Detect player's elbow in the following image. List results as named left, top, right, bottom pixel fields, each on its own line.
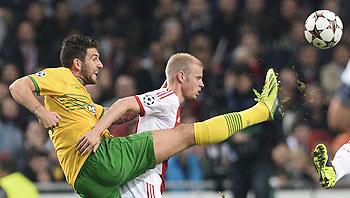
left=9, top=78, right=21, bottom=96
left=9, top=77, right=29, bottom=98
left=114, top=96, right=137, bottom=112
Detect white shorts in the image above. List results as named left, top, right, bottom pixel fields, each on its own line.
left=120, top=172, right=163, bottom=198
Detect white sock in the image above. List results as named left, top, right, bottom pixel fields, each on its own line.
left=332, top=143, right=350, bottom=183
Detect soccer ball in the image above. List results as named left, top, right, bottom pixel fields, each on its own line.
left=304, top=10, right=343, bottom=49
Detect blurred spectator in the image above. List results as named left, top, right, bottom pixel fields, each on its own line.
left=25, top=1, right=51, bottom=59
left=295, top=45, right=320, bottom=84
left=120, top=54, right=155, bottom=93
left=270, top=143, right=292, bottom=188
left=22, top=119, right=61, bottom=182
left=210, top=0, right=240, bottom=46
left=104, top=74, right=138, bottom=137
left=2, top=20, right=41, bottom=75
left=0, top=7, right=13, bottom=52
left=0, top=81, right=9, bottom=102
left=181, top=0, right=211, bottom=43
left=76, top=0, right=104, bottom=36
left=166, top=148, right=203, bottom=186
left=0, top=158, right=39, bottom=198
left=159, top=18, right=184, bottom=59
left=1, top=63, right=20, bottom=85
left=99, top=33, right=127, bottom=77
left=278, top=67, right=303, bottom=136
left=231, top=30, right=264, bottom=81
left=24, top=120, right=53, bottom=155
left=302, top=83, right=329, bottom=130
left=24, top=151, right=54, bottom=182
left=273, top=19, right=307, bottom=68
left=224, top=67, right=281, bottom=198
left=320, top=44, right=350, bottom=101
left=0, top=97, right=24, bottom=166
left=141, top=41, right=168, bottom=86
left=276, top=0, right=302, bottom=38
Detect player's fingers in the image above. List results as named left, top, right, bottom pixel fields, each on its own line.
left=93, top=142, right=100, bottom=153
left=55, top=113, right=62, bottom=120
left=77, top=138, right=87, bottom=151
left=78, top=139, right=88, bottom=152
left=79, top=140, right=91, bottom=154
left=81, top=144, right=92, bottom=155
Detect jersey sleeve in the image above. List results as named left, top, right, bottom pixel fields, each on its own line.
left=135, top=91, right=167, bottom=117
left=28, top=69, right=65, bottom=96
left=94, top=103, right=105, bottom=119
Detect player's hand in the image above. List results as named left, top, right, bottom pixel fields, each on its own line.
left=76, top=130, right=101, bottom=155
left=35, top=106, right=61, bottom=129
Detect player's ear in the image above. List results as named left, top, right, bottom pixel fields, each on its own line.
left=73, top=58, right=82, bottom=71
left=177, top=71, right=185, bottom=83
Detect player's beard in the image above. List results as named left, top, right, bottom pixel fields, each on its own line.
left=81, top=64, right=97, bottom=85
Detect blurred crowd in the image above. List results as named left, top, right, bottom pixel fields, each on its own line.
left=0, top=0, right=350, bottom=196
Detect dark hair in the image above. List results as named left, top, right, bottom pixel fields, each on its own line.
left=59, top=34, right=99, bottom=68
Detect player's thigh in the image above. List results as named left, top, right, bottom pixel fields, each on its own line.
left=75, top=168, right=120, bottom=198
left=152, top=124, right=195, bottom=163
left=102, top=132, right=157, bottom=184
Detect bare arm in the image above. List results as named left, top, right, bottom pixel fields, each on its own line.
left=114, top=111, right=139, bottom=125
left=103, top=106, right=139, bottom=125
left=93, top=96, right=141, bottom=135
left=9, top=76, right=61, bottom=128
left=77, top=96, right=141, bottom=155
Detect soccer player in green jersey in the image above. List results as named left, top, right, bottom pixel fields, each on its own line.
left=10, top=34, right=278, bottom=197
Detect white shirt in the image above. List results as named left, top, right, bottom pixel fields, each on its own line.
left=121, top=88, right=181, bottom=197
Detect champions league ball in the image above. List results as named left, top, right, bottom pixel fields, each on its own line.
left=304, top=10, right=343, bottom=49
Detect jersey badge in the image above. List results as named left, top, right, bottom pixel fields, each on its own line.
left=143, top=94, right=155, bottom=106
left=34, top=70, right=46, bottom=77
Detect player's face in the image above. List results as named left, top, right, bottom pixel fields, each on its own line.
left=182, top=64, right=204, bottom=100
left=81, top=48, right=103, bottom=84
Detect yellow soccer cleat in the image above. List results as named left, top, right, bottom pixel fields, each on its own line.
left=253, top=68, right=279, bottom=120
left=312, top=143, right=336, bottom=189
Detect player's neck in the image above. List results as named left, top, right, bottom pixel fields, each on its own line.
left=71, top=68, right=86, bottom=85
left=167, top=82, right=184, bottom=103
left=76, top=76, right=85, bottom=85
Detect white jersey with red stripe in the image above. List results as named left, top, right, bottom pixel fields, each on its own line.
left=120, top=88, right=181, bottom=198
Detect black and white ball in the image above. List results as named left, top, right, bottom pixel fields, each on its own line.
left=304, top=10, right=343, bottom=49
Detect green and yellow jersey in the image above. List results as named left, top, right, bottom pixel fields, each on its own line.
left=28, top=67, right=112, bottom=189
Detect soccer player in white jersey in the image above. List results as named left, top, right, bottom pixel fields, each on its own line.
left=118, top=53, right=204, bottom=197
left=313, top=59, right=350, bottom=189
left=121, top=53, right=203, bottom=197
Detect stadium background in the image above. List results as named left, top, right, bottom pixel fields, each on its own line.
left=0, top=0, right=349, bottom=197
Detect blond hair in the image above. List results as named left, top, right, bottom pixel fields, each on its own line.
left=165, top=53, right=203, bottom=82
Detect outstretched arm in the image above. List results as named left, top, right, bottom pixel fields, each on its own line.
left=9, top=76, right=61, bottom=128
left=103, top=107, right=138, bottom=125
left=114, top=111, right=139, bottom=125
left=77, top=96, right=141, bottom=155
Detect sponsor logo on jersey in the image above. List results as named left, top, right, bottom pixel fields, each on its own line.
left=87, top=103, right=96, bottom=116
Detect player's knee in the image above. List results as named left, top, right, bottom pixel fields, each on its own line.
left=174, top=123, right=195, bottom=146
